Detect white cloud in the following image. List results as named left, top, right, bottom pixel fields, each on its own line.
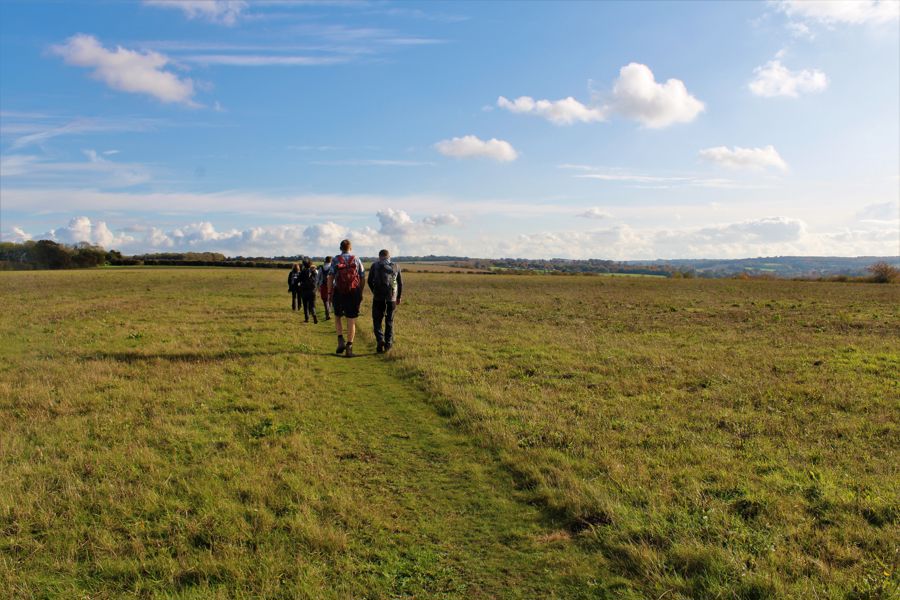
left=8, top=212, right=899, bottom=260
left=376, top=208, right=459, bottom=238
left=40, top=216, right=134, bottom=248
left=6, top=227, right=32, bottom=243
left=4, top=210, right=463, bottom=257
left=562, top=164, right=748, bottom=189
left=749, top=59, right=828, bottom=98
left=143, top=0, right=247, bottom=26
left=577, top=207, right=612, bottom=219
left=495, top=217, right=810, bottom=260
left=422, top=213, right=460, bottom=227
left=0, top=155, right=40, bottom=177
left=856, top=200, right=900, bottom=223
left=7, top=116, right=161, bottom=150
left=787, top=20, right=815, bottom=39
left=775, top=0, right=900, bottom=26
left=496, top=95, right=606, bottom=125
left=0, top=152, right=152, bottom=187
left=498, top=63, right=703, bottom=129
left=699, top=145, right=788, bottom=171
left=434, top=135, right=518, bottom=162
left=609, top=63, right=705, bottom=128
left=51, top=34, right=197, bottom=106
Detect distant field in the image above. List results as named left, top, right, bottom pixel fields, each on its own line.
left=399, top=261, right=491, bottom=273
left=1, top=268, right=897, bottom=599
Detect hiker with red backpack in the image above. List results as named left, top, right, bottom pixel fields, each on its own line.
left=367, top=249, right=403, bottom=353
left=326, top=239, right=365, bottom=358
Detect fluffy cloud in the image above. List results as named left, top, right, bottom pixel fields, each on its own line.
left=376, top=208, right=460, bottom=238
left=9, top=211, right=463, bottom=258
left=749, top=59, right=828, bottom=98
left=775, top=0, right=900, bottom=26
left=699, top=145, right=788, bottom=171
left=40, top=216, right=133, bottom=248
left=498, top=63, right=703, bottom=129
left=609, top=63, right=705, bottom=128
left=6, top=227, right=32, bottom=243
left=422, top=213, right=460, bottom=227
left=495, top=217, right=809, bottom=260
left=434, top=135, right=518, bottom=162
left=856, top=200, right=900, bottom=222
left=577, top=207, right=611, bottom=219
left=143, top=0, right=247, bottom=26
left=496, top=96, right=606, bottom=125
left=51, top=34, right=197, bottom=105
left=8, top=213, right=898, bottom=259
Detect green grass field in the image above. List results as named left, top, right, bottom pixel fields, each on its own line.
left=1, top=268, right=897, bottom=599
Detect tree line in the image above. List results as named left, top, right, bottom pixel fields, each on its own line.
left=0, top=240, right=113, bottom=270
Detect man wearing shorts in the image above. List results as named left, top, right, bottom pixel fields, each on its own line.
left=326, top=240, right=365, bottom=358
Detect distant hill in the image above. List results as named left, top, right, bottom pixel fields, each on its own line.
left=621, top=256, right=900, bottom=278
left=397, top=255, right=900, bottom=278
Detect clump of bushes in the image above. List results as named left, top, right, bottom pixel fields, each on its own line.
left=866, top=261, right=899, bottom=283
left=0, top=240, right=111, bottom=270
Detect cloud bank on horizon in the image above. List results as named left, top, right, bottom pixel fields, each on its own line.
left=1, top=0, right=898, bottom=259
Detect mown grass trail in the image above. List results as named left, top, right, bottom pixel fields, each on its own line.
left=0, top=268, right=611, bottom=599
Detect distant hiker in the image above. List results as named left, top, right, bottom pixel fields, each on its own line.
left=367, top=249, right=403, bottom=353
left=288, top=263, right=302, bottom=311
left=298, top=257, right=319, bottom=323
left=327, top=240, right=364, bottom=358
left=317, top=255, right=332, bottom=321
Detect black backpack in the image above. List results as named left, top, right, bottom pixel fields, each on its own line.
left=373, top=261, right=397, bottom=298
left=298, top=267, right=318, bottom=291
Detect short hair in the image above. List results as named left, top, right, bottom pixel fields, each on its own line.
left=324, top=255, right=332, bottom=262
left=302, top=257, right=312, bottom=267
left=292, top=263, right=300, bottom=271
left=340, top=239, right=351, bottom=252
left=379, top=249, right=390, bottom=259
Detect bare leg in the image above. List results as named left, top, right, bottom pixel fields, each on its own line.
left=347, top=318, right=356, bottom=343
left=334, top=316, right=344, bottom=336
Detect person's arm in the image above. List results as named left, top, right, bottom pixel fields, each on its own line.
left=395, top=269, right=403, bottom=304
left=357, top=257, right=365, bottom=296
left=367, top=262, right=376, bottom=293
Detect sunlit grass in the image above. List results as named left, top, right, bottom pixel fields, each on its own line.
left=1, top=268, right=897, bottom=599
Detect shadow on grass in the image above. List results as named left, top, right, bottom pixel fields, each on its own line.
left=87, top=349, right=301, bottom=363
left=88, top=342, right=385, bottom=363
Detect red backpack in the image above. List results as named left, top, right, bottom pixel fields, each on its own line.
left=334, top=255, right=360, bottom=294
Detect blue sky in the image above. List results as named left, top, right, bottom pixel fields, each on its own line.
left=1, top=0, right=898, bottom=259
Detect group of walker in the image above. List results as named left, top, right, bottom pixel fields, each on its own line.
left=288, top=239, right=402, bottom=358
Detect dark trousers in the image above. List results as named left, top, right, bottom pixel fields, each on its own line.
left=301, top=291, right=317, bottom=320
left=372, top=297, right=396, bottom=345
left=291, top=290, right=301, bottom=310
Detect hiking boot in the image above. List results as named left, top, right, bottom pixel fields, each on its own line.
left=313, top=316, right=318, bottom=324
left=336, top=337, right=345, bottom=355
left=345, top=342, right=354, bottom=358
left=383, top=343, right=392, bottom=353
left=304, top=317, right=309, bottom=323
left=376, top=341, right=384, bottom=353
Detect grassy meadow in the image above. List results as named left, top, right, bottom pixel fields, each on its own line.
left=1, top=267, right=897, bottom=599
